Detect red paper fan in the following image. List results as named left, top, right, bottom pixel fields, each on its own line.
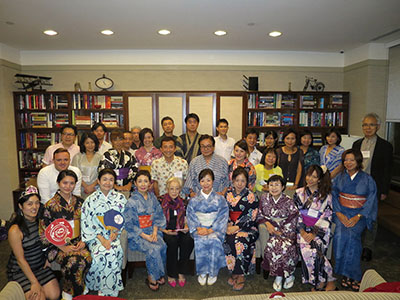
left=45, top=218, right=73, bottom=246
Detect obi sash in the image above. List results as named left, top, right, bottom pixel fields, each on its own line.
left=195, top=212, right=217, bottom=227
left=339, top=192, right=366, bottom=208
left=229, top=211, right=242, bottom=223
left=300, top=209, right=319, bottom=227
left=138, top=215, right=152, bottom=229
left=116, top=167, right=129, bottom=180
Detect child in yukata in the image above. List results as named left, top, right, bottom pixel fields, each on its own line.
left=187, top=168, right=229, bottom=286
left=124, top=170, right=167, bottom=291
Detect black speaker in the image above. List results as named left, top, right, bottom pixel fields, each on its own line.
left=249, top=77, right=258, bottom=91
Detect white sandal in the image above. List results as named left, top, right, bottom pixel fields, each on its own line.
left=283, top=275, right=295, bottom=289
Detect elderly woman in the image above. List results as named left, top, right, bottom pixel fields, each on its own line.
left=332, top=149, right=377, bottom=292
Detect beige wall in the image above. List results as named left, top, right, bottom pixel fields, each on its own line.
left=0, top=59, right=20, bottom=220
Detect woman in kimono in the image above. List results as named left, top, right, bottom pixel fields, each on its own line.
left=39, top=170, right=91, bottom=300
left=294, top=165, right=336, bottom=291
left=228, top=140, right=256, bottom=191
left=134, top=128, right=162, bottom=168
left=257, top=175, right=298, bottom=292
left=81, top=168, right=127, bottom=296
left=71, top=132, right=102, bottom=198
left=98, top=130, right=138, bottom=198
left=332, top=149, right=377, bottom=291
left=319, top=128, right=344, bottom=179
left=124, top=170, right=167, bottom=291
left=224, top=167, right=259, bottom=291
left=187, top=168, right=229, bottom=286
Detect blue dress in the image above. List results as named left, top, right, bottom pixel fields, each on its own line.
left=187, top=190, right=229, bottom=277
left=81, top=189, right=127, bottom=296
left=332, top=171, right=377, bottom=281
left=124, top=191, right=167, bottom=281
left=319, top=145, right=344, bottom=173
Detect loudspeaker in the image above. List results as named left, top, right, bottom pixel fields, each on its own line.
left=249, top=77, right=258, bottom=91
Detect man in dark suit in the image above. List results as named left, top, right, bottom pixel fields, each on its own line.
left=352, top=113, right=393, bottom=261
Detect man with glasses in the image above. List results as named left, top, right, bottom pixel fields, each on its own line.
left=352, top=113, right=393, bottom=261
left=183, top=134, right=229, bottom=197
left=42, top=124, right=80, bottom=166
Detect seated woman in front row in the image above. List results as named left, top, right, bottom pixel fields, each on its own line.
left=187, top=168, right=229, bottom=286
left=124, top=170, right=167, bottom=291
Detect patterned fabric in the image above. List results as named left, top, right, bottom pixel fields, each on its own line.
left=254, top=164, right=283, bottom=192
left=71, top=152, right=102, bottom=198
left=7, top=220, right=56, bottom=293
left=184, top=153, right=229, bottom=194
left=151, top=156, right=188, bottom=196
left=81, top=189, right=127, bottom=296
left=177, top=132, right=202, bottom=164
left=257, top=192, right=299, bottom=277
left=135, top=146, right=162, bottom=166
left=123, top=191, right=167, bottom=281
left=332, top=171, right=377, bottom=281
left=39, top=193, right=92, bottom=296
left=187, top=190, right=229, bottom=276
left=98, top=149, right=138, bottom=187
left=319, top=145, right=345, bottom=173
left=224, top=187, right=259, bottom=275
left=294, top=187, right=335, bottom=287
left=303, top=147, right=321, bottom=171
left=228, top=158, right=256, bottom=191
left=160, top=193, right=186, bottom=230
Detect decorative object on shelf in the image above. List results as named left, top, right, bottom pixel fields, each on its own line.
left=303, top=76, right=325, bottom=92
left=15, top=73, right=53, bottom=91
left=88, top=82, right=93, bottom=91
left=288, top=82, right=292, bottom=92
left=74, top=82, right=81, bottom=92
left=95, top=74, right=114, bottom=91
left=242, top=75, right=259, bottom=91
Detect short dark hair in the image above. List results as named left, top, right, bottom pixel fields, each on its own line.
left=79, top=132, right=99, bottom=153
left=98, top=168, right=117, bottom=181
left=57, top=169, right=78, bottom=183
left=160, top=136, right=176, bottom=147
left=260, top=148, right=278, bottom=167
left=245, top=128, right=258, bottom=138
left=341, top=149, right=363, bottom=171
left=139, top=128, right=154, bottom=144
left=53, top=148, right=70, bottom=158
left=110, top=130, right=124, bottom=141
left=134, top=169, right=151, bottom=182
left=216, top=118, right=229, bottom=127
left=267, top=175, right=286, bottom=189
left=232, top=166, right=249, bottom=184
left=265, top=130, right=278, bottom=148
left=282, top=128, right=297, bottom=142
left=91, top=122, right=107, bottom=133
left=324, top=128, right=342, bottom=146
left=198, top=134, right=215, bottom=146
left=161, top=116, right=174, bottom=125
left=185, top=113, right=200, bottom=124
left=199, top=168, right=214, bottom=182
left=299, top=129, right=314, bottom=146
left=61, top=124, right=77, bottom=136
left=234, top=140, right=249, bottom=155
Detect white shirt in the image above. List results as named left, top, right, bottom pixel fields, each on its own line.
left=37, top=164, right=82, bottom=204
left=248, top=147, right=262, bottom=166
left=214, top=136, right=235, bottom=162
left=42, top=143, right=80, bottom=165
left=98, top=141, right=112, bottom=155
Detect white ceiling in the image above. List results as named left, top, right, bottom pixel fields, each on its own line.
left=1, top=0, right=400, bottom=52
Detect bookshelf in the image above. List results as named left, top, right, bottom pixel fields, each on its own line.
left=244, top=91, right=349, bottom=147
left=14, top=91, right=127, bottom=185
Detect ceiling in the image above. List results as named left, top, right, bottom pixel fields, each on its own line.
left=1, top=0, right=400, bottom=52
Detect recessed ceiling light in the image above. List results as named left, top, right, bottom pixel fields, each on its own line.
left=101, top=29, right=114, bottom=36
left=158, top=29, right=171, bottom=35
left=269, top=31, right=282, bottom=37
left=43, top=30, right=58, bottom=36
left=214, top=30, right=227, bottom=36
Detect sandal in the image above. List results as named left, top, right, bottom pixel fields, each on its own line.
left=157, top=277, right=166, bottom=285
left=341, top=276, right=351, bottom=289
left=228, top=275, right=238, bottom=286
left=145, top=278, right=159, bottom=291
left=233, top=276, right=245, bottom=291
left=350, top=280, right=360, bottom=292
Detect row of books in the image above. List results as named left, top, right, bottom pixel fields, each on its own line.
left=20, top=133, right=61, bottom=149
left=248, top=112, right=295, bottom=127
left=72, top=111, right=124, bottom=128
left=72, top=94, right=124, bottom=109
left=18, top=151, right=44, bottom=169
left=300, top=94, right=344, bottom=109
left=18, top=113, right=70, bottom=128
left=248, top=93, right=297, bottom=109
left=299, top=111, right=345, bottom=127
left=17, top=94, right=69, bottom=110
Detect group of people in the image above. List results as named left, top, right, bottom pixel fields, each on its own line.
left=6, top=111, right=392, bottom=299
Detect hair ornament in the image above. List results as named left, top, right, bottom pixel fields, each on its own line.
left=19, top=185, right=39, bottom=201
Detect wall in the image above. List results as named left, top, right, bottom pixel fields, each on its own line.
left=386, top=45, right=400, bottom=122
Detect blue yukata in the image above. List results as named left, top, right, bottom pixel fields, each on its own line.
left=81, top=189, right=127, bottom=296
left=124, top=190, right=167, bottom=281
left=332, top=171, right=377, bottom=281
left=319, top=145, right=345, bottom=173
left=187, top=190, right=229, bottom=277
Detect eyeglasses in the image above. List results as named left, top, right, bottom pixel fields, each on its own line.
left=62, top=133, right=75, bottom=137
left=362, top=123, right=378, bottom=128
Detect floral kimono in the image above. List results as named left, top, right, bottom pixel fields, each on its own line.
left=187, top=190, right=229, bottom=277
left=135, top=146, right=162, bottom=167
left=257, top=192, right=298, bottom=278
left=228, top=158, right=256, bottom=191
left=224, top=187, right=259, bottom=275
left=294, top=187, right=335, bottom=287
left=81, top=189, right=127, bottom=296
